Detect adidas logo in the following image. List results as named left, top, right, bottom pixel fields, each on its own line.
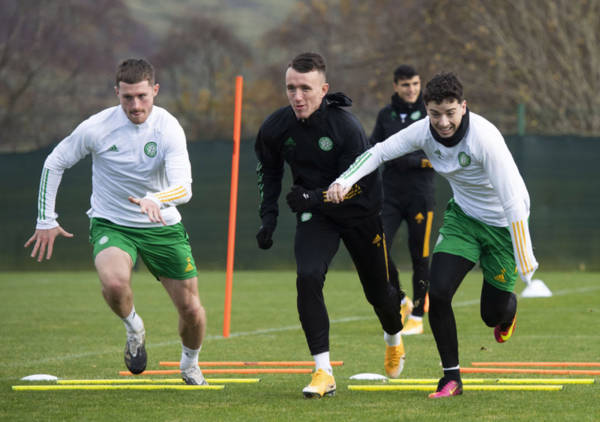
left=108, top=145, right=118, bottom=152
left=372, top=234, right=382, bottom=246
left=415, top=212, right=424, bottom=224
left=185, top=257, right=194, bottom=272
left=494, top=268, right=507, bottom=283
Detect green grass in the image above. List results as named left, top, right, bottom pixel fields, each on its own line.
left=1, top=270, right=599, bottom=421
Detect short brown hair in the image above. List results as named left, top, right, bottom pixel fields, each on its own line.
left=115, top=58, right=155, bottom=86
left=288, top=52, right=326, bottom=75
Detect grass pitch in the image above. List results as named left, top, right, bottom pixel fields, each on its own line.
left=1, top=270, right=598, bottom=421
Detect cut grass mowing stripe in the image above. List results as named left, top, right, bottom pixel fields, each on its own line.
left=461, top=367, right=600, bottom=375
left=471, top=362, right=600, bottom=367
left=119, top=368, right=313, bottom=376
left=57, top=378, right=260, bottom=384
left=13, top=385, right=224, bottom=391
left=348, top=385, right=564, bottom=392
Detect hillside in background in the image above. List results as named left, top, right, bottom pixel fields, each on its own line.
left=124, top=0, right=296, bottom=46
left=3, top=1, right=598, bottom=153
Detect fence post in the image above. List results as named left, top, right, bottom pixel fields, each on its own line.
left=517, top=103, right=526, bottom=136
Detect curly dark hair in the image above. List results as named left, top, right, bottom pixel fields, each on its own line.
left=423, top=72, right=463, bottom=104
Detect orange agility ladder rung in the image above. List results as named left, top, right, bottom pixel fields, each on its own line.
left=471, top=361, right=600, bottom=367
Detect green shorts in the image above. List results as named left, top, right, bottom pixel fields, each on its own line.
left=433, top=199, right=517, bottom=292
left=89, top=218, right=198, bottom=281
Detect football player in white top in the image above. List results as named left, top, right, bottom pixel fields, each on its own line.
left=327, top=72, right=538, bottom=398
left=25, top=59, right=207, bottom=385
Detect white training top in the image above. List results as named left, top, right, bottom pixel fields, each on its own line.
left=335, top=111, right=538, bottom=282
left=36, top=105, right=192, bottom=229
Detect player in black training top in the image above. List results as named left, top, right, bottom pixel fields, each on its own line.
left=370, top=65, right=435, bottom=336
left=255, top=52, right=406, bottom=398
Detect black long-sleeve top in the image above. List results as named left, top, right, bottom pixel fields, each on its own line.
left=370, top=93, right=434, bottom=196
left=255, top=92, right=382, bottom=229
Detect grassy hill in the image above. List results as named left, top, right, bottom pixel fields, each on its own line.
left=123, top=0, right=296, bottom=45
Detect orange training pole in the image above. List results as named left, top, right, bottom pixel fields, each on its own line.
left=461, top=367, right=600, bottom=375
left=471, top=362, right=600, bottom=367
left=223, top=75, right=243, bottom=338
left=159, top=361, right=344, bottom=367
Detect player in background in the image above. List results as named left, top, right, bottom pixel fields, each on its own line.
left=25, top=59, right=208, bottom=385
left=370, top=65, right=434, bottom=335
left=327, top=72, right=538, bottom=398
left=255, top=52, right=406, bottom=398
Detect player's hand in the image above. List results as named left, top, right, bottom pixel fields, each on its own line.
left=256, top=225, right=274, bottom=249
left=128, top=196, right=166, bottom=225
left=326, top=183, right=351, bottom=204
left=24, top=226, right=74, bottom=262
left=286, top=185, right=321, bottom=213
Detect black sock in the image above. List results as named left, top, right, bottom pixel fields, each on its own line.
left=443, top=368, right=461, bottom=382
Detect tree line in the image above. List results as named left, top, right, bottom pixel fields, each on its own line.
left=1, top=0, right=598, bottom=153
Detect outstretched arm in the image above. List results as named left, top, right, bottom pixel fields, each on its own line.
left=326, top=121, right=424, bottom=204
left=27, top=116, right=92, bottom=261
left=27, top=166, right=73, bottom=262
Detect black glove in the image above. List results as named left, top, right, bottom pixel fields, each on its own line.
left=256, top=225, right=274, bottom=249
left=286, top=185, right=322, bottom=213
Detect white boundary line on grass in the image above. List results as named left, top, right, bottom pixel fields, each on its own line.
left=5, top=284, right=600, bottom=370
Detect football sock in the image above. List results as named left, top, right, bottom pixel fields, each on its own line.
left=122, top=306, right=144, bottom=335
left=384, top=331, right=402, bottom=346
left=313, top=351, right=332, bottom=374
left=443, top=366, right=461, bottom=381
left=408, top=315, right=423, bottom=322
left=180, top=344, right=201, bottom=370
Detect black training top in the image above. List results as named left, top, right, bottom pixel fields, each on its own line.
left=370, top=93, right=434, bottom=196
left=255, top=92, right=382, bottom=229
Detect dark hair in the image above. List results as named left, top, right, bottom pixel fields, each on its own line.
left=423, top=72, right=463, bottom=104
left=288, top=52, right=326, bottom=75
left=116, top=58, right=155, bottom=86
left=393, top=65, right=418, bottom=83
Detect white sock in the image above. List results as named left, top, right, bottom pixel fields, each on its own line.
left=408, top=315, right=423, bottom=322
left=313, top=351, right=332, bottom=374
left=122, top=306, right=144, bottom=335
left=180, top=344, right=201, bottom=370
left=384, top=331, right=402, bottom=346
